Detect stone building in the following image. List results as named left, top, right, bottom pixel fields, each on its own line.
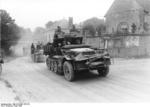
left=105, top=0, right=150, bottom=34
left=85, top=0, right=150, bottom=58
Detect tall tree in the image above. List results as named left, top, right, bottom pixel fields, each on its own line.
left=45, top=21, right=54, bottom=29
left=82, top=17, right=106, bottom=36
left=33, top=27, right=46, bottom=42
left=0, top=9, right=21, bottom=55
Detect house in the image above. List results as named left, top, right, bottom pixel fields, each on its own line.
left=105, top=0, right=150, bottom=34
left=84, top=0, right=150, bottom=57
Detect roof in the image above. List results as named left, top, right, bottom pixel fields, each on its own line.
left=105, top=0, right=150, bottom=17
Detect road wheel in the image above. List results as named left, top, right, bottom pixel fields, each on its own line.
left=0, top=65, right=2, bottom=75
left=98, top=66, right=109, bottom=77
left=53, top=61, right=58, bottom=73
left=63, top=61, right=75, bottom=81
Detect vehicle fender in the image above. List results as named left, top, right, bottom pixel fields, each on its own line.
left=64, top=55, right=73, bottom=61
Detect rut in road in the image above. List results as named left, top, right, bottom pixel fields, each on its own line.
left=0, top=78, right=22, bottom=102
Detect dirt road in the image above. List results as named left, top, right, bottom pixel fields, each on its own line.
left=0, top=56, right=150, bottom=103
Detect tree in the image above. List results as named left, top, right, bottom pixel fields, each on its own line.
left=45, top=21, right=54, bottom=29
left=83, top=24, right=96, bottom=36
left=0, top=9, right=21, bottom=55
left=82, top=17, right=106, bottom=36
left=34, top=27, right=45, bottom=34
left=96, top=24, right=106, bottom=35
left=33, top=27, right=46, bottom=42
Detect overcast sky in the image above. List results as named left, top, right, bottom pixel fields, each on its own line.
left=1, top=0, right=114, bottom=30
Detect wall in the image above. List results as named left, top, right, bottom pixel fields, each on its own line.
left=84, top=34, right=150, bottom=58
left=106, top=9, right=142, bottom=34
left=84, top=36, right=105, bottom=48
left=105, top=0, right=145, bottom=34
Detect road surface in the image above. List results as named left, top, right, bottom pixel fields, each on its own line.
left=0, top=56, right=150, bottom=103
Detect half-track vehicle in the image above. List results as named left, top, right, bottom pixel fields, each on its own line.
left=44, top=32, right=111, bottom=81
left=31, top=43, right=45, bottom=63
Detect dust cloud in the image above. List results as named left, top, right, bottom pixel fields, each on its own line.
left=10, top=30, right=33, bottom=57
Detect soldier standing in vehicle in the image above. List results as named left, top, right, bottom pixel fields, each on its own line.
left=54, top=26, right=62, bottom=39
left=31, top=43, right=35, bottom=54
left=70, top=25, right=77, bottom=32
left=36, top=42, right=41, bottom=50
left=56, top=26, right=62, bottom=33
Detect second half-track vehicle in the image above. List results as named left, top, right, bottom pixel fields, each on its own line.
left=44, top=31, right=111, bottom=81
left=31, top=43, right=45, bottom=63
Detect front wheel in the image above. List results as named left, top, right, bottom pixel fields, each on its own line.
left=98, top=66, right=109, bottom=77
left=63, top=61, right=75, bottom=81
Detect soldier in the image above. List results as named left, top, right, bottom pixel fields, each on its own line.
left=44, top=42, right=51, bottom=55
left=70, top=25, right=76, bottom=32
left=56, top=26, right=62, bottom=33
left=31, top=43, right=35, bottom=54
left=36, top=41, right=41, bottom=50
left=70, top=25, right=80, bottom=33
left=0, top=56, right=4, bottom=75
left=54, top=26, right=63, bottom=39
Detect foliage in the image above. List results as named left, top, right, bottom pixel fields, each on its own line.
left=33, top=27, right=46, bottom=42
left=82, top=24, right=96, bottom=36
left=34, top=27, right=45, bottom=34
left=45, top=21, right=54, bottom=29
left=82, top=17, right=106, bottom=36
left=0, top=9, right=21, bottom=55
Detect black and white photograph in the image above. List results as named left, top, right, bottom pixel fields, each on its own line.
left=0, top=0, right=150, bottom=106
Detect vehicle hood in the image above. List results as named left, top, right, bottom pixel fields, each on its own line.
left=62, top=44, right=91, bottom=49
left=69, top=48, right=95, bottom=53
left=63, top=47, right=105, bottom=61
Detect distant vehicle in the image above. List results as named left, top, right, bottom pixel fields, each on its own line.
left=43, top=31, right=111, bottom=81
left=31, top=43, right=45, bottom=63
